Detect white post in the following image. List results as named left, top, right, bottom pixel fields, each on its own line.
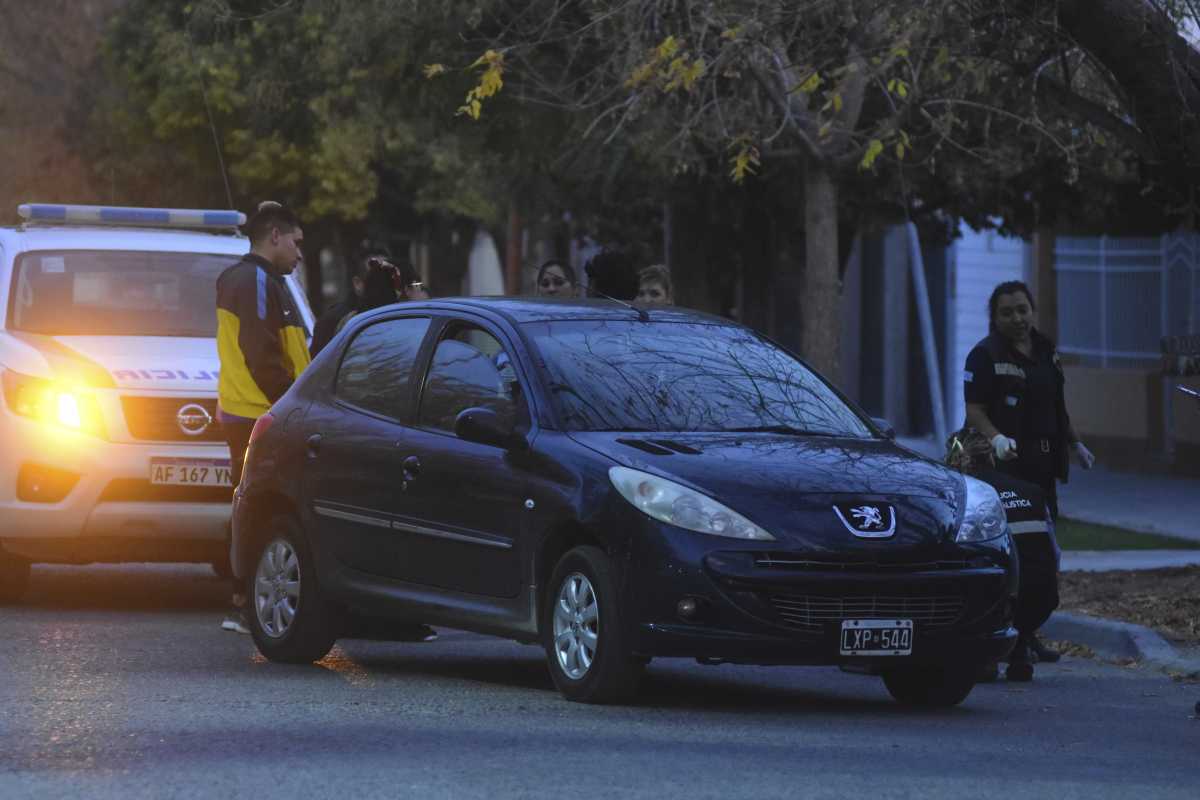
left=906, top=222, right=948, bottom=447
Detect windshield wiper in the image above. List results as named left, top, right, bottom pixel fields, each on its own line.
left=727, top=425, right=836, bottom=437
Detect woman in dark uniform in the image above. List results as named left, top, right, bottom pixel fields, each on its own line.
left=964, top=281, right=1095, bottom=518
left=964, top=281, right=1093, bottom=663
left=947, top=428, right=1060, bottom=681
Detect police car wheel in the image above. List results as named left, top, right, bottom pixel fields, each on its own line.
left=0, top=552, right=30, bottom=605
left=246, top=517, right=337, bottom=664
left=542, top=546, right=643, bottom=704
left=882, top=665, right=976, bottom=707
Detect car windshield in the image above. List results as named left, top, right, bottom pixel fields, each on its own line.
left=524, top=320, right=874, bottom=437
left=8, top=249, right=240, bottom=337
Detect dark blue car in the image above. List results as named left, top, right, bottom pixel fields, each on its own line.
left=231, top=298, right=1017, bottom=705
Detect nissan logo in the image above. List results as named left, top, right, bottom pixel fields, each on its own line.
left=176, top=403, right=213, bottom=436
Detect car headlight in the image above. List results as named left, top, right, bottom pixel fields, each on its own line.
left=2, top=369, right=106, bottom=438
left=609, top=466, right=775, bottom=541
left=956, top=475, right=1008, bottom=543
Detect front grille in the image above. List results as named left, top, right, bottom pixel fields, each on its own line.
left=766, top=593, right=966, bottom=631
left=122, top=397, right=224, bottom=442
left=754, top=554, right=970, bottom=571
left=99, top=479, right=232, bottom=503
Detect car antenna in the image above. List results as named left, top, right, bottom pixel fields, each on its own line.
left=590, top=290, right=649, bottom=322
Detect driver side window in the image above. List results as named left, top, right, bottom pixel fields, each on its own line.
left=418, top=324, right=526, bottom=433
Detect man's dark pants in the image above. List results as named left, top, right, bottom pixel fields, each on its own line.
left=222, top=419, right=255, bottom=603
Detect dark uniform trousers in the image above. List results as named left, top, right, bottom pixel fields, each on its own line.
left=976, top=468, right=1060, bottom=637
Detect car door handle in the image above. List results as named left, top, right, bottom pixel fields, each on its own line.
left=306, top=434, right=323, bottom=458
left=402, top=455, right=421, bottom=481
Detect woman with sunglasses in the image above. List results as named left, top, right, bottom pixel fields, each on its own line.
left=535, top=260, right=577, bottom=297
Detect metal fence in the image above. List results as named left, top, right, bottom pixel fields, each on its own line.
left=1056, top=234, right=1200, bottom=368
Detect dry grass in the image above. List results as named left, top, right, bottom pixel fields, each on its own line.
left=1058, top=566, right=1200, bottom=645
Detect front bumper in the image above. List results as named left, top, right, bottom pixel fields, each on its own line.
left=0, top=409, right=232, bottom=549
left=627, top=523, right=1018, bottom=667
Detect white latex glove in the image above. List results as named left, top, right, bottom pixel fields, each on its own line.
left=990, top=434, right=1019, bottom=461
left=1073, top=441, right=1096, bottom=470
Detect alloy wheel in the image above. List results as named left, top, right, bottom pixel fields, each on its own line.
left=254, top=538, right=301, bottom=639
left=552, top=572, right=599, bottom=680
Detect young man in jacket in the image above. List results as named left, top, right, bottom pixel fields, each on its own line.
left=216, top=201, right=310, bottom=632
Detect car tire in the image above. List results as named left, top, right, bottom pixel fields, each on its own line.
left=542, top=545, right=643, bottom=704
left=245, top=516, right=337, bottom=664
left=0, top=552, right=31, bottom=605
left=882, top=665, right=976, bottom=707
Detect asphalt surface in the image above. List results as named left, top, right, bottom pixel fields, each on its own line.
left=1, top=564, right=1198, bottom=800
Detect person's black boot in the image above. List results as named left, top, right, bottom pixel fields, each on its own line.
left=1006, top=640, right=1034, bottom=682
left=1029, top=634, right=1061, bottom=663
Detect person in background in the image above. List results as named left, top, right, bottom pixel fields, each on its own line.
left=636, top=264, right=673, bottom=305
left=946, top=427, right=1060, bottom=682
left=310, top=257, right=372, bottom=358
left=216, top=201, right=310, bottom=634
left=535, top=259, right=577, bottom=297
left=585, top=249, right=639, bottom=301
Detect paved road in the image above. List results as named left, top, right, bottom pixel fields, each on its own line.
left=1, top=565, right=1197, bottom=800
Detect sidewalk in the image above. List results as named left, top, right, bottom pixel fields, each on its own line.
left=897, top=435, right=1200, bottom=542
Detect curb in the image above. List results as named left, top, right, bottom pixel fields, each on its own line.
left=1059, top=512, right=1200, bottom=542
left=1042, top=611, right=1200, bottom=677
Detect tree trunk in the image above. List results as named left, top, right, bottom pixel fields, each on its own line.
left=801, top=159, right=841, bottom=378
left=505, top=203, right=522, bottom=295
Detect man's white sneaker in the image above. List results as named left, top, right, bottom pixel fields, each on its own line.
left=221, top=608, right=251, bottom=635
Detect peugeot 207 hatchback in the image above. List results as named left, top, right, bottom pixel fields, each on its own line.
left=232, top=298, right=1017, bottom=705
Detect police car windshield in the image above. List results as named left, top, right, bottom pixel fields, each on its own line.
left=9, top=250, right=236, bottom=337
left=525, top=320, right=873, bottom=437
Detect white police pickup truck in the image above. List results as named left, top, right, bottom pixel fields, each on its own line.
left=0, top=204, right=314, bottom=601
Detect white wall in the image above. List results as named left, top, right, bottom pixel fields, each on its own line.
left=947, top=227, right=1027, bottom=429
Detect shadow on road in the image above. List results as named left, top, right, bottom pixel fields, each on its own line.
left=17, top=563, right=228, bottom=611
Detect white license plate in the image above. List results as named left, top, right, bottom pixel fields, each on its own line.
left=149, top=457, right=233, bottom=487
left=840, top=619, right=914, bottom=656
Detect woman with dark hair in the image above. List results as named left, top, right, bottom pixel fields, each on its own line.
left=535, top=260, right=577, bottom=297
left=963, top=280, right=1092, bottom=664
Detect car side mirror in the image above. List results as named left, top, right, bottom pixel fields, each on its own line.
left=454, top=407, right=526, bottom=451
left=871, top=417, right=896, bottom=439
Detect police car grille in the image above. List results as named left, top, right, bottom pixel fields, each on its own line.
left=122, top=397, right=224, bottom=442
left=766, top=594, right=966, bottom=631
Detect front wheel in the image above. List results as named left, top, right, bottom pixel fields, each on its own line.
left=0, top=551, right=31, bottom=604
left=542, top=546, right=643, bottom=704
left=882, top=665, right=976, bottom=707
left=246, top=517, right=337, bottom=664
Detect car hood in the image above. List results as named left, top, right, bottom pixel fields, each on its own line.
left=2, top=331, right=219, bottom=392
left=568, top=431, right=965, bottom=553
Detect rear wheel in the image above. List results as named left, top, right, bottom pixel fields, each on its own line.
left=542, top=546, right=643, bottom=704
left=882, top=665, right=976, bottom=707
left=0, top=551, right=31, bottom=604
left=246, top=517, right=337, bottom=664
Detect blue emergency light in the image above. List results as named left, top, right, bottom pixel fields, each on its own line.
left=17, top=204, right=246, bottom=230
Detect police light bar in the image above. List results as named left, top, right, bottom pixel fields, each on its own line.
left=17, top=204, right=246, bottom=230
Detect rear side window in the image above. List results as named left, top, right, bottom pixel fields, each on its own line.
left=335, top=317, right=431, bottom=420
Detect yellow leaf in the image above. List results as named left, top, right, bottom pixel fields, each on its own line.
left=859, top=139, right=884, bottom=170
left=423, top=63, right=447, bottom=79
left=895, top=142, right=906, bottom=159
left=728, top=141, right=761, bottom=183
left=818, top=121, right=833, bottom=139
left=796, top=71, right=821, bottom=94
left=656, top=36, right=681, bottom=60
left=721, top=26, right=742, bottom=40
left=832, top=91, right=843, bottom=113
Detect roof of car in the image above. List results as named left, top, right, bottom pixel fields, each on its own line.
left=0, top=225, right=249, bottom=256
left=382, top=296, right=739, bottom=326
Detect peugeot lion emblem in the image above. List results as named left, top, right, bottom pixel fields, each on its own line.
left=833, top=502, right=896, bottom=539
left=176, top=403, right=213, bottom=436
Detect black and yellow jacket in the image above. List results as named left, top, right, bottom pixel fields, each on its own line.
left=216, top=254, right=310, bottom=419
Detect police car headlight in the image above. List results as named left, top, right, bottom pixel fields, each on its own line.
left=2, top=369, right=106, bottom=439
left=609, top=466, right=775, bottom=541
left=956, top=475, right=1008, bottom=543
